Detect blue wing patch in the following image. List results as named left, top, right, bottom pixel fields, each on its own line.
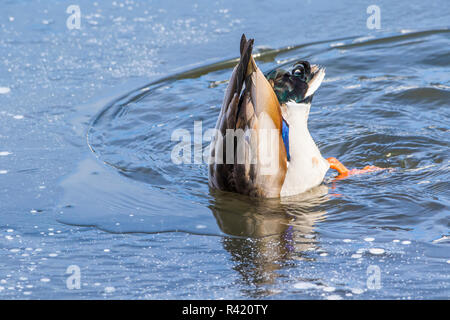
left=282, top=119, right=290, bottom=161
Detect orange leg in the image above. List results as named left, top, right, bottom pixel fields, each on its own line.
left=327, top=157, right=386, bottom=180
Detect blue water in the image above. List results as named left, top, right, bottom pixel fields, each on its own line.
left=0, top=0, right=449, bottom=299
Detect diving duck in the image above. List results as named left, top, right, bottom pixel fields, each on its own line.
left=209, top=34, right=382, bottom=198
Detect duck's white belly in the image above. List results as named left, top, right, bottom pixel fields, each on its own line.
left=280, top=102, right=329, bottom=197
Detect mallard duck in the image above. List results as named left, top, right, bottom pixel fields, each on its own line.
left=209, top=34, right=382, bottom=198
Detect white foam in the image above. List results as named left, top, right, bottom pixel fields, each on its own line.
left=364, top=237, right=375, bottom=242
left=293, top=282, right=319, bottom=290
left=104, top=286, right=116, bottom=293
left=0, top=87, right=11, bottom=94
left=401, top=240, right=411, bottom=245
left=0, top=170, right=8, bottom=174
left=351, top=288, right=364, bottom=294
left=369, top=248, right=385, bottom=255
left=0, top=152, right=12, bottom=156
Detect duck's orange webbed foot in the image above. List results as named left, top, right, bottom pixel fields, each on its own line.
left=327, top=157, right=386, bottom=180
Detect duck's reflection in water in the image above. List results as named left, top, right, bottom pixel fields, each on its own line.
left=209, top=185, right=329, bottom=294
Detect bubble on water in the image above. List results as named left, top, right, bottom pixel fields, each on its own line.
left=19, top=277, right=28, bottom=281
left=0, top=152, right=12, bottom=156
left=5, top=236, right=13, bottom=240
left=23, top=291, right=32, bottom=295
left=0, top=87, right=11, bottom=94
left=13, top=115, right=24, bottom=120
left=40, top=278, right=50, bottom=283
left=0, top=170, right=8, bottom=174
left=343, top=239, right=352, bottom=243
left=323, top=286, right=336, bottom=292
left=293, top=282, right=319, bottom=290
left=320, top=252, right=328, bottom=257
left=352, top=288, right=364, bottom=294
left=446, top=260, right=450, bottom=264
left=49, top=253, right=58, bottom=257
left=104, top=286, right=116, bottom=293
left=103, top=249, right=110, bottom=252
left=6, top=229, right=14, bottom=233
left=10, top=249, right=20, bottom=253
left=196, top=225, right=207, bottom=229
left=326, top=294, right=342, bottom=300
left=401, top=240, right=411, bottom=245
left=351, top=254, right=362, bottom=259
left=393, top=239, right=400, bottom=243
left=364, top=237, right=375, bottom=242
left=369, top=248, right=385, bottom=255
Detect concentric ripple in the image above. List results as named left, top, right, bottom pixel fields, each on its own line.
left=61, top=28, right=450, bottom=299
left=88, top=29, right=449, bottom=205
